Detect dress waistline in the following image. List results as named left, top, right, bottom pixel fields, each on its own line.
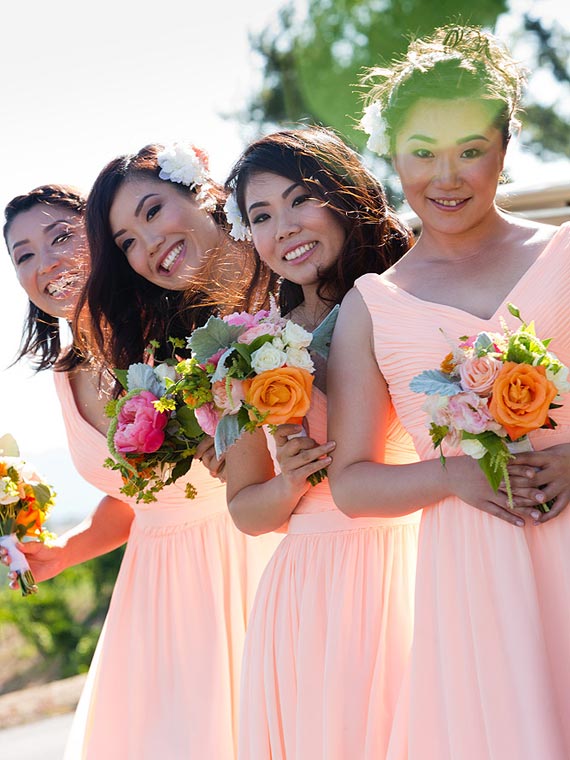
left=287, top=509, right=421, bottom=535
left=133, top=498, right=227, bottom=529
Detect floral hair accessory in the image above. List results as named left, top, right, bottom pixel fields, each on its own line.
left=360, top=101, right=390, bottom=156
left=157, top=143, right=210, bottom=189
left=223, top=193, right=252, bottom=242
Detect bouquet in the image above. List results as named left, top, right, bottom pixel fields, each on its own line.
left=0, top=434, right=56, bottom=596
left=156, top=301, right=338, bottom=486
left=104, top=343, right=205, bottom=503
left=410, top=304, right=570, bottom=512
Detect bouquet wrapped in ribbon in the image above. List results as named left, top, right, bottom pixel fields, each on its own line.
left=410, top=304, right=570, bottom=512
left=156, top=302, right=338, bottom=486
left=0, top=434, right=56, bottom=595
left=104, top=345, right=205, bottom=503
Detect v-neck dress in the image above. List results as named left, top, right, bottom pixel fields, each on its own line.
left=54, top=370, right=281, bottom=760
left=238, top=386, right=421, bottom=760
left=355, top=222, right=570, bottom=760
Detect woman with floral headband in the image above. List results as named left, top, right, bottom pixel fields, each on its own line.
left=328, top=25, right=570, bottom=758
left=3, top=146, right=280, bottom=758
left=222, top=126, right=420, bottom=759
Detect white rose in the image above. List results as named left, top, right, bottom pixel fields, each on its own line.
left=460, top=438, right=487, bottom=460
left=282, top=321, right=312, bottom=349
left=285, top=347, right=314, bottom=372
left=251, top=343, right=287, bottom=374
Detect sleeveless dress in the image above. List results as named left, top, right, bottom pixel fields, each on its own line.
left=238, top=387, right=421, bottom=760
left=355, top=222, right=570, bottom=760
left=53, top=371, right=281, bottom=759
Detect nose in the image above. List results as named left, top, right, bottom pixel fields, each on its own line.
left=142, top=229, right=165, bottom=256
left=433, top=154, right=461, bottom=188
left=275, top=210, right=301, bottom=241
left=38, top=246, right=60, bottom=275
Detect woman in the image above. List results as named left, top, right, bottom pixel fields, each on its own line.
left=223, top=127, right=420, bottom=759
left=328, top=25, right=570, bottom=759
left=4, top=147, right=279, bottom=759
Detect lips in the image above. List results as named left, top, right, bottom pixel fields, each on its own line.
left=158, top=242, right=184, bottom=272
left=283, top=241, right=317, bottom=262
left=429, top=197, right=470, bottom=210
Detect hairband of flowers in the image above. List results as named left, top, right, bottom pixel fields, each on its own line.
left=156, top=142, right=216, bottom=211
left=223, top=194, right=252, bottom=242
left=360, top=101, right=390, bottom=157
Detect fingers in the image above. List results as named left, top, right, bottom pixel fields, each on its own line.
left=279, top=441, right=335, bottom=470
left=479, top=500, right=526, bottom=526
left=273, top=424, right=304, bottom=447
left=195, top=436, right=215, bottom=460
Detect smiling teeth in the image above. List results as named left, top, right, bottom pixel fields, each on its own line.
left=284, top=242, right=316, bottom=261
left=47, top=273, right=80, bottom=296
left=436, top=199, right=463, bottom=207
left=161, top=243, right=183, bottom=271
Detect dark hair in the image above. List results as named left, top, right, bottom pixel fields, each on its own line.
left=80, top=143, right=266, bottom=372
left=361, top=25, right=526, bottom=153
left=225, top=126, right=411, bottom=315
left=3, top=184, right=87, bottom=372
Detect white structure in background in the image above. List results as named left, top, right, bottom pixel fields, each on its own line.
left=401, top=177, right=570, bottom=231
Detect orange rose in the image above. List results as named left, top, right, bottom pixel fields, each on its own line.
left=16, top=505, right=45, bottom=537
left=246, top=367, right=313, bottom=425
left=0, top=463, right=7, bottom=477
left=489, top=362, right=557, bottom=440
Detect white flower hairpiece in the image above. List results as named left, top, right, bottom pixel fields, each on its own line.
left=360, top=101, right=390, bottom=157
left=223, top=193, right=252, bottom=242
left=157, top=143, right=210, bottom=189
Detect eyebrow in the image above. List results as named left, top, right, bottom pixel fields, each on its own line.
left=11, top=219, right=71, bottom=252
left=247, top=182, right=302, bottom=214
left=407, top=133, right=489, bottom=144
left=112, top=193, right=158, bottom=241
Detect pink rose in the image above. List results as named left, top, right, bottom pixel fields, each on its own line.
left=204, top=348, right=225, bottom=368
left=195, top=403, right=220, bottom=437
left=212, top=379, right=247, bottom=414
left=224, top=311, right=258, bottom=328
left=237, top=323, right=281, bottom=344
left=447, top=392, right=502, bottom=435
left=114, top=391, right=168, bottom=454
left=458, top=356, right=503, bottom=396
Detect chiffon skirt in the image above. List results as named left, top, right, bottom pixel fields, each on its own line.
left=64, top=502, right=280, bottom=759
left=239, top=509, right=420, bottom=760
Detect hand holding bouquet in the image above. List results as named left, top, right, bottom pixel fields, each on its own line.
left=0, top=434, right=56, bottom=595
left=410, top=304, right=570, bottom=512
left=104, top=346, right=205, bottom=503
left=157, top=302, right=338, bottom=486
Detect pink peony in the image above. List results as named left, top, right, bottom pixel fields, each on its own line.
left=237, top=322, right=281, bottom=344
left=114, top=391, right=169, bottom=454
left=224, top=311, right=259, bottom=328
left=195, top=403, right=220, bottom=437
left=212, top=378, right=247, bottom=414
left=458, top=355, right=503, bottom=396
left=447, top=392, right=502, bottom=436
left=204, top=348, right=226, bottom=369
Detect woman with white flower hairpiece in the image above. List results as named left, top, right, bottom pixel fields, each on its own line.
left=328, top=24, right=570, bottom=759
left=6, top=143, right=281, bottom=760
left=221, top=126, right=421, bottom=759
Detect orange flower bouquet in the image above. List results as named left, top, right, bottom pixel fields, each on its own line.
left=410, top=304, right=570, bottom=512
left=157, top=301, right=338, bottom=486
left=0, top=434, right=56, bottom=595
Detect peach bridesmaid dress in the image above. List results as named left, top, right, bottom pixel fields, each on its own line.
left=53, top=371, right=281, bottom=759
left=238, top=387, right=421, bottom=760
left=356, top=222, right=570, bottom=760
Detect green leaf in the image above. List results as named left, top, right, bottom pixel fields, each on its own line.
left=309, top=304, right=339, bottom=359
left=214, top=414, right=242, bottom=457
left=188, top=316, right=245, bottom=363
left=478, top=452, right=503, bottom=492
left=176, top=406, right=204, bottom=438
left=170, top=457, right=192, bottom=481
left=114, top=369, right=129, bottom=391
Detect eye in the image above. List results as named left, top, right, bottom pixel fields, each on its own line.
left=461, top=147, right=483, bottom=159
left=15, top=251, right=34, bottom=266
left=251, top=211, right=270, bottom=225
left=292, top=193, right=312, bottom=207
left=120, top=237, right=134, bottom=254
left=52, top=230, right=73, bottom=245
left=146, top=203, right=161, bottom=221
left=412, top=148, right=434, bottom=159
